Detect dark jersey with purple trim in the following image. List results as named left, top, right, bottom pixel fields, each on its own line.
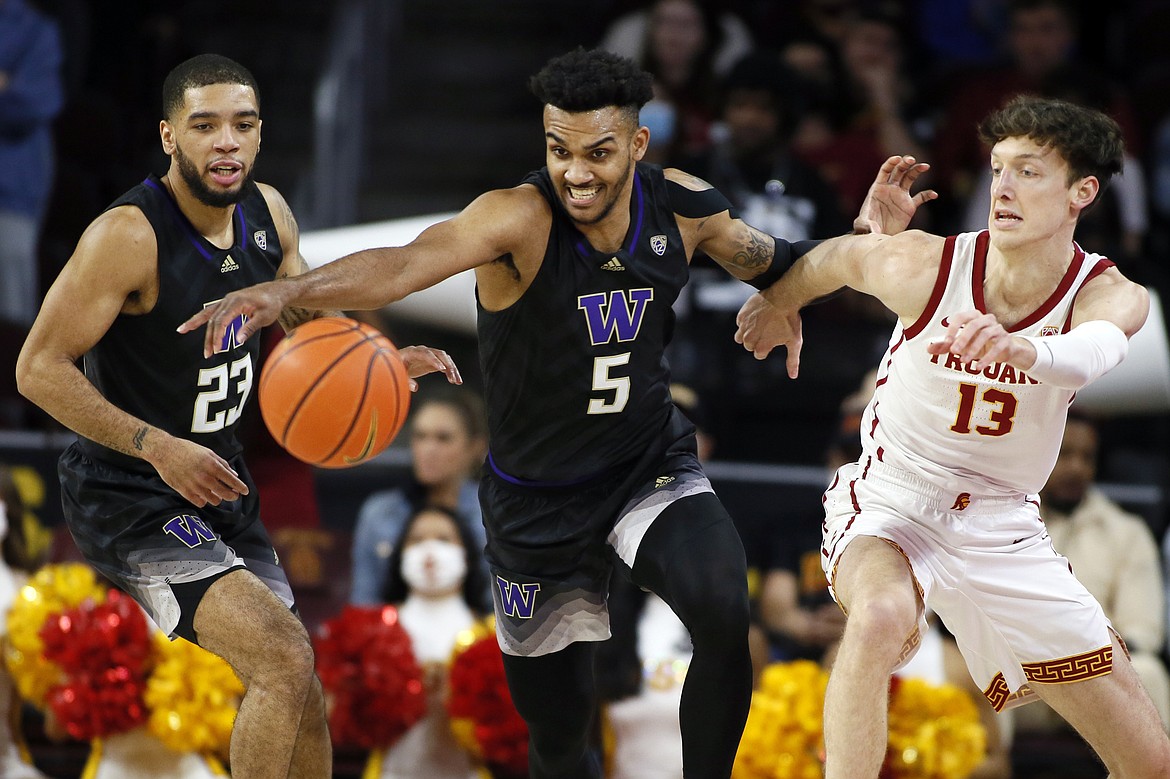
left=477, top=162, right=691, bottom=483
left=76, top=175, right=282, bottom=467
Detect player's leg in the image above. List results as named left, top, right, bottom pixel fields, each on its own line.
left=224, top=514, right=329, bottom=779
left=627, top=492, right=753, bottom=778
left=823, top=536, right=922, bottom=779
left=1030, top=632, right=1170, bottom=777
left=501, top=642, right=602, bottom=779
left=190, top=569, right=328, bottom=779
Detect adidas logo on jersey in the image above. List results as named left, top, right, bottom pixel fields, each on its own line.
left=220, top=255, right=240, bottom=273
left=601, top=257, right=625, bottom=271
left=655, top=475, right=676, bottom=489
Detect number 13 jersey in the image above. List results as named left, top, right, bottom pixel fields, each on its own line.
left=860, top=230, right=1113, bottom=497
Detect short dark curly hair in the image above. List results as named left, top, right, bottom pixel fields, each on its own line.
left=529, top=47, right=654, bottom=123
left=162, top=53, right=260, bottom=121
left=978, top=95, right=1123, bottom=191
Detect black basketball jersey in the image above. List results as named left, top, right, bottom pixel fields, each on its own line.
left=477, top=162, right=692, bottom=484
left=77, top=175, right=282, bottom=467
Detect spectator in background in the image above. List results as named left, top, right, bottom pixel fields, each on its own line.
left=758, top=408, right=857, bottom=665
left=930, top=0, right=1141, bottom=232
left=1024, top=412, right=1170, bottom=732
left=0, top=0, right=64, bottom=328
left=794, top=8, right=931, bottom=219
left=600, top=0, right=752, bottom=164
left=367, top=504, right=490, bottom=779
left=678, top=50, right=849, bottom=242
left=349, top=389, right=488, bottom=606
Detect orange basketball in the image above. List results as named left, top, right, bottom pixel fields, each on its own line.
left=258, top=317, right=411, bottom=468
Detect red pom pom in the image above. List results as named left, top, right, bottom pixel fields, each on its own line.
left=39, top=591, right=152, bottom=739
left=447, top=635, right=529, bottom=777
left=313, top=605, right=428, bottom=750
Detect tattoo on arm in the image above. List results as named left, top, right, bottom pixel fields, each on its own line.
left=278, top=305, right=319, bottom=330
left=278, top=198, right=299, bottom=247
left=726, top=229, right=772, bottom=274
left=132, top=426, right=148, bottom=451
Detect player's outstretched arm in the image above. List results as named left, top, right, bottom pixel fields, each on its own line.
left=735, top=230, right=943, bottom=375
left=179, top=186, right=541, bottom=357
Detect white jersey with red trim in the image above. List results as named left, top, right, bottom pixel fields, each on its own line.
left=859, top=230, right=1114, bottom=497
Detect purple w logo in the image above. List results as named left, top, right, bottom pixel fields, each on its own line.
left=163, top=514, right=218, bottom=548
left=202, top=299, right=250, bottom=354
left=496, top=576, right=541, bottom=619
left=578, top=288, right=653, bottom=346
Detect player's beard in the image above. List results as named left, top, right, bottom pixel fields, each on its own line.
left=174, top=143, right=253, bottom=208
left=570, top=156, right=635, bottom=226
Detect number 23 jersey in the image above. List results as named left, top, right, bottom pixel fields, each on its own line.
left=79, top=175, right=282, bottom=466
left=861, top=230, right=1114, bottom=497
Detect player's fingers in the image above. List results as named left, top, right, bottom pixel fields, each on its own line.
left=912, top=190, right=939, bottom=206
left=877, top=155, right=905, bottom=184
left=786, top=340, right=802, bottom=379
left=177, top=306, right=214, bottom=334
left=901, top=162, right=931, bottom=185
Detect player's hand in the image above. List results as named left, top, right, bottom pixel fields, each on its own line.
left=177, top=281, right=291, bottom=358
left=734, top=292, right=804, bottom=378
left=148, top=436, right=250, bottom=508
left=854, top=155, right=937, bottom=236
left=926, top=309, right=1029, bottom=370
left=398, top=345, right=463, bottom=391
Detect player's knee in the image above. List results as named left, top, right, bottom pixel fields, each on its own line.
left=257, top=622, right=317, bottom=688
left=845, top=593, right=917, bottom=651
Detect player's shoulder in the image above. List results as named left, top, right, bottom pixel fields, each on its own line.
left=81, top=204, right=157, bottom=255
left=662, top=167, right=713, bottom=191
left=466, top=183, right=553, bottom=228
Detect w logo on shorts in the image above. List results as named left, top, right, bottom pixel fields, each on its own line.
left=164, top=514, right=217, bottom=548
left=496, top=576, right=540, bottom=619
left=950, top=493, right=972, bottom=511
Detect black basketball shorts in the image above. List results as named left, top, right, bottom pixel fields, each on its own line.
left=58, top=442, right=294, bottom=643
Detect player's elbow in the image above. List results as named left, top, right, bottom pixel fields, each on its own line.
left=14, top=348, right=65, bottom=410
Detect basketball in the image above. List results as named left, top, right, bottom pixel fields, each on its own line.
left=258, top=317, right=411, bottom=468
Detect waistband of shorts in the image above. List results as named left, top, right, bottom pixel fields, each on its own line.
left=855, top=458, right=1029, bottom=515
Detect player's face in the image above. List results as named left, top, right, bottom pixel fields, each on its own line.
left=543, top=105, right=648, bottom=226
left=986, top=136, right=1093, bottom=251
left=161, top=83, right=261, bottom=208
left=409, top=403, right=481, bottom=487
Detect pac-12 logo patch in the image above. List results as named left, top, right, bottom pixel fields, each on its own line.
left=650, top=234, right=668, bottom=255
left=1041, top=326, right=1059, bottom=336
left=253, top=230, right=267, bottom=250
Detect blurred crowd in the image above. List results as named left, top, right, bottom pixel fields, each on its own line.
left=3, top=1, right=1170, bottom=775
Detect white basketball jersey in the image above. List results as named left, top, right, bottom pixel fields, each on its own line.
left=860, top=231, right=1114, bottom=497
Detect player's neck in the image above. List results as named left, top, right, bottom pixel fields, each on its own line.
left=574, top=205, right=632, bottom=255
left=985, top=237, right=1077, bottom=313
left=161, top=173, right=237, bottom=249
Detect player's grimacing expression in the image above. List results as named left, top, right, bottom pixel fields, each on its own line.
left=160, top=82, right=261, bottom=208
left=543, top=105, right=648, bottom=226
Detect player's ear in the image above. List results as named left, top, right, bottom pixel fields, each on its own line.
left=1072, top=175, right=1100, bottom=213
left=631, top=124, right=650, bottom=162
left=160, top=120, right=176, bottom=156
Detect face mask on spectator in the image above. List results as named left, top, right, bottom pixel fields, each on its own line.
left=401, top=539, right=467, bottom=596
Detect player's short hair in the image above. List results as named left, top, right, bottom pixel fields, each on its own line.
left=978, top=95, right=1123, bottom=191
left=529, top=47, right=654, bottom=128
left=162, top=53, right=260, bottom=121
